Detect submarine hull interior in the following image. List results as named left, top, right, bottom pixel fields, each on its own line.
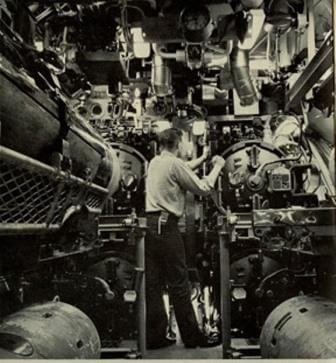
left=0, top=0, right=334, bottom=359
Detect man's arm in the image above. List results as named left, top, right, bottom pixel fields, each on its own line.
left=186, top=146, right=209, bottom=171
left=205, top=156, right=224, bottom=187
left=173, top=156, right=225, bottom=196
left=186, top=155, right=206, bottom=171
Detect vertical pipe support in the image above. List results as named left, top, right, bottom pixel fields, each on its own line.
left=136, top=218, right=147, bottom=357
left=307, top=0, right=316, bottom=62
left=217, top=216, right=231, bottom=358
left=306, top=0, right=316, bottom=100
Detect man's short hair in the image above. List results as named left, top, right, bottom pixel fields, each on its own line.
left=158, top=127, right=183, bottom=151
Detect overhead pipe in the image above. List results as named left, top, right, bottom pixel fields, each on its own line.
left=152, top=43, right=178, bottom=60
left=230, top=46, right=259, bottom=106
left=152, top=43, right=227, bottom=64
left=151, top=48, right=172, bottom=97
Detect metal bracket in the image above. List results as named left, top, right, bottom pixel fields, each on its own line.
left=285, top=32, right=333, bottom=110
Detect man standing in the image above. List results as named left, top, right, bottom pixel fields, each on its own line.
left=145, top=127, right=225, bottom=349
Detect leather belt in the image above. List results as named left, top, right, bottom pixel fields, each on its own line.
left=146, top=211, right=178, bottom=234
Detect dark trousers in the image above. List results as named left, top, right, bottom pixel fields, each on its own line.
left=145, top=214, right=202, bottom=346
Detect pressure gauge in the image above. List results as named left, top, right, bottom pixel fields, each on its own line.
left=180, top=5, right=213, bottom=43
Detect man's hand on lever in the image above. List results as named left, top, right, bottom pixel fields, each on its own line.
left=186, top=145, right=210, bottom=171
left=211, top=155, right=225, bottom=169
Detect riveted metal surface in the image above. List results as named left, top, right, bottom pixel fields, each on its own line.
left=260, top=295, right=336, bottom=358
left=0, top=301, right=101, bottom=359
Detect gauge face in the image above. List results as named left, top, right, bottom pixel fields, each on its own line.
left=181, top=6, right=210, bottom=31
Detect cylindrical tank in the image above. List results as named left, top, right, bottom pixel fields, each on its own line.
left=0, top=71, right=120, bottom=195
left=260, top=295, right=336, bottom=358
left=0, top=301, right=101, bottom=359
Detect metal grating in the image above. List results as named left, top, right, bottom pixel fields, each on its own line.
left=86, top=192, right=103, bottom=209
left=49, top=184, right=82, bottom=224
left=0, top=153, right=107, bottom=229
left=0, top=160, right=58, bottom=224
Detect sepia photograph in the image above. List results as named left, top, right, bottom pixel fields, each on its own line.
left=0, top=0, right=334, bottom=359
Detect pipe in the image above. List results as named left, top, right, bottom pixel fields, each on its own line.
left=219, top=227, right=230, bottom=358
left=255, top=268, right=289, bottom=298
left=241, top=0, right=264, bottom=9
left=153, top=44, right=227, bottom=65
left=151, top=54, right=172, bottom=97
left=230, top=47, right=259, bottom=106
left=151, top=44, right=174, bottom=97
left=136, top=226, right=146, bottom=357
left=94, top=277, right=115, bottom=301
left=152, top=44, right=177, bottom=60
left=330, top=148, right=335, bottom=185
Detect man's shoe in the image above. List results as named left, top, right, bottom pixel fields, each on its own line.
left=185, top=334, right=221, bottom=348
left=147, top=338, right=176, bottom=350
